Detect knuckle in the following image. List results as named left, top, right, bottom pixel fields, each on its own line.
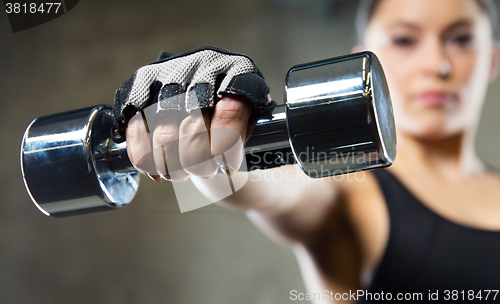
left=126, top=124, right=143, bottom=142
left=153, top=127, right=178, bottom=145
left=126, top=114, right=148, bottom=143
left=215, top=99, right=252, bottom=121
left=179, top=115, right=208, bottom=135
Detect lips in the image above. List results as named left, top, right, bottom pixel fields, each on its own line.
left=414, top=91, right=453, bottom=106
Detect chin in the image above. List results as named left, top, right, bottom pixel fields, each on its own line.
left=397, top=115, right=465, bottom=141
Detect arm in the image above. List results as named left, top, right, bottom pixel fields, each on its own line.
left=117, top=47, right=341, bottom=246
left=190, top=93, right=340, bottom=245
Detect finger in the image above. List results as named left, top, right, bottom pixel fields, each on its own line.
left=152, top=110, right=189, bottom=182
left=210, top=94, right=253, bottom=173
left=126, top=111, right=160, bottom=181
left=178, top=109, right=218, bottom=177
left=127, top=66, right=156, bottom=108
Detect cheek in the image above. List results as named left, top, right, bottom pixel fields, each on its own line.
left=454, top=53, right=478, bottom=91
left=454, top=51, right=490, bottom=116
left=375, top=50, right=414, bottom=107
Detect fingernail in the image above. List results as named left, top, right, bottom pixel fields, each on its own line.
left=147, top=173, right=162, bottom=183
left=201, top=169, right=218, bottom=179
left=160, top=174, right=172, bottom=181
left=219, top=165, right=235, bottom=175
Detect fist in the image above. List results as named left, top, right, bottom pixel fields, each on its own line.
left=126, top=94, right=256, bottom=181
left=111, top=47, right=274, bottom=181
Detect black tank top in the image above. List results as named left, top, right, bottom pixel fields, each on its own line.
left=358, top=169, right=500, bottom=303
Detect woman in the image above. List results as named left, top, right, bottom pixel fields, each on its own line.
left=120, top=0, right=500, bottom=302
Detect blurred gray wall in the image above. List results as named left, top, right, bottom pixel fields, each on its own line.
left=0, top=1, right=499, bottom=303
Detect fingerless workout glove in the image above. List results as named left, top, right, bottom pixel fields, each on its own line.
left=111, top=46, right=275, bottom=143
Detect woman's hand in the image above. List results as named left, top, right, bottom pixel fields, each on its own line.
left=126, top=93, right=255, bottom=182
left=111, top=46, right=273, bottom=182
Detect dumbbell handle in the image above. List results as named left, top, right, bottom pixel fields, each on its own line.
left=79, top=104, right=290, bottom=178
left=104, top=104, right=290, bottom=174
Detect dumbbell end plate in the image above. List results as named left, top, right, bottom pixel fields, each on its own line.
left=285, top=51, right=397, bottom=178
left=20, top=105, right=140, bottom=217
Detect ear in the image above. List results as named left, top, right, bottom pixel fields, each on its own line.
left=489, top=41, right=500, bottom=84
left=352, top=45, right=365, bottom=54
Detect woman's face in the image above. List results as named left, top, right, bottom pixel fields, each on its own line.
left=362, top=0, right=498, bottom=140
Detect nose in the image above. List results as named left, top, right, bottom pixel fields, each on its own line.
left=420, top=36, right=452, bottom=79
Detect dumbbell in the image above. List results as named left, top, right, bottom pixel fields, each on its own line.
left=21, top=51, right=396, bottom=217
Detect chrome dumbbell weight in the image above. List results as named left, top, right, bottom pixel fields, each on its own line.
left=21, top=51, right=396, bottom=217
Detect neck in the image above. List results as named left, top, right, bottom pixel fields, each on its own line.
left=395, top=129, right=486, bottom=179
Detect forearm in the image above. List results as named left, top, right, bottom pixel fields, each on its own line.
left=193, top=163, right=337, bottom=216
left=190, top=164, right=306, bottom=213
left=224, top=165, right=308, bottom=212
left=228, top=164, right=339, bottom=245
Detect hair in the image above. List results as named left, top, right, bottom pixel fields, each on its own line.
left=355, top=0, right=499, bottom=44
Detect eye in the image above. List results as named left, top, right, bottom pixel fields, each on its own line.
left=450, top=34, right=473, bottom=47
left=392, top=36, right=415, bottom=47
